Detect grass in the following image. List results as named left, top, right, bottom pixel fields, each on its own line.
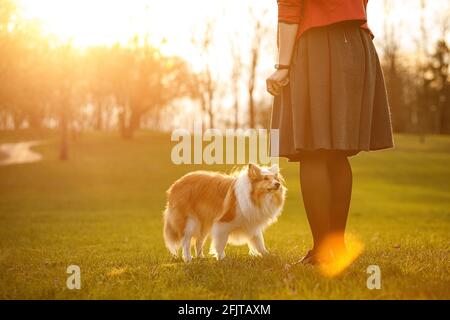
left=0, top=129, right=449, bottom=299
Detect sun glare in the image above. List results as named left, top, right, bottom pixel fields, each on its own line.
left=17, top=0, right=215, bottom=53
left=19, top=0, right=133, bottom=47
left=317, top=233, right=364, bottom=278
left=16, top=0, right=448, bottom=57
left=17, top=0, right=259, bottom=70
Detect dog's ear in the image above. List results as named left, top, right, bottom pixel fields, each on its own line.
left=248, top=163, right=261, bottom=180
left=269, top=164, right=279, bottom=175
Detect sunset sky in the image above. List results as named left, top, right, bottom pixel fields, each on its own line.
left=18, top=0, right=449, bottom=59
left=15, top=0, right=448, bottom=128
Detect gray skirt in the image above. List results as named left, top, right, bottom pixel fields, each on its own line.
left=270, top=21, right=394, bottom=161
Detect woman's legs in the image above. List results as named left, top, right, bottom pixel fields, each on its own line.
left=299, top=151, right=332, bottom=251
left=327, top=151, right=353, bottom=251
left=299, top=150, right=353, bottom=258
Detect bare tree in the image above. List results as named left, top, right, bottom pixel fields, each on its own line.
left=191, top=21, right=217, bottom=130
left=381, top=0, right=407, bottom=132
left=230, top=32, right=242, bottom=129
left=247, top=8, right=269, bottom=128
left=52, top=43, right=82, bottom=160
left=417, top=0, right=430, bottom=142
left=436, top=7, right=450, bottom=134
left=109, top=36, right=191, bottom=139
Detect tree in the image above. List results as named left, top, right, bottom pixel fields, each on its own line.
left=191, top=21, right=218, bottom=130
left=416, top=0, right=431, bottom=141
left=49, top=43, right=84, bottom=160
left=108, top=37, right=191, bottom=139
left=424, top=40, right=450, bottom=134
left=247, top=8, right=269, bottom=128
left=0, top=0, right=17, bottom=126
left=230, top=33, right=242, bottom=130
left=380, top=0, right=411, bottom=133
left=0, top=7, right=54, bottom=130
left=85, top=46, right=115, bottom=130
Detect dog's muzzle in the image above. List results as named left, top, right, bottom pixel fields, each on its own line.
left=268, top=182, right=281, bottom=191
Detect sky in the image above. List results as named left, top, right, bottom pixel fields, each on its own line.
left=16, top=0, right=450, bottom=90
left=17, top=0, right=449, bottom=57
left=15, top=0, right=450, bottom=128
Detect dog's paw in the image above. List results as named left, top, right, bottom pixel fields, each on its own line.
left=249, top=249, right=270, bottom=257
left=182, top=255, right=192, bottom=263
left=216, top=252, right=226, bottom=260
left=249, top=250, right=260, bottom=257
left=209, top=250, right=226, bottom=260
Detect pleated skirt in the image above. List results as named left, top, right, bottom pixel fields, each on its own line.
left=270, top=21, right=394, bottom=161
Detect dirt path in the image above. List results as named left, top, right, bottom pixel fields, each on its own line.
left=0, top=141, right=44, bottom=166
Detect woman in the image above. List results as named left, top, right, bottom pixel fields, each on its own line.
left=267, top=0, right=394, bottom=265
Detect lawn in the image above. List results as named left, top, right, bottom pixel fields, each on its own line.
left=0, top=130, right=449, bottom=299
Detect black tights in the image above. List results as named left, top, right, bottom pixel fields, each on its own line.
left=299, top=150, right=353, bottom=252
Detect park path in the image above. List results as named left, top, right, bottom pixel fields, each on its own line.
left=0, top=141, right=44, bottom=166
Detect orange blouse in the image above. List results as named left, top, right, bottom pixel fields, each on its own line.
left=277, top=0, right=370, bottom=39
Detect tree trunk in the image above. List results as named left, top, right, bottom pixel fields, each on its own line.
left=95, top=102, right=103, bottom=130
left=121, top=109, right=141, bottom=139
left=208, top=104, right=214, bottom=129
left=234, top=97, right=239, bottom=130
left=248, top=51, right=257, bottom=128
left=59, top=109, right=68, bottom=161
left=207, top=76, right=215, bottom=129
left=28, top=110, right=43, bottom=130
left=248, top=87, right=255, bottom=128
left=440, top=90, right=450, bottom=134
left=12, top=112, right=23, bottom=130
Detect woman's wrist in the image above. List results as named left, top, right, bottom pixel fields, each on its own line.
left=274, top=64, right=290, bottom=70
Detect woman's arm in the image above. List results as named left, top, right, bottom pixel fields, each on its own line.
left=277, top=22, right=298, bottom=66
left=266, top=22, right=299, bottom=96
left=266, top=1, right=301, bottom=96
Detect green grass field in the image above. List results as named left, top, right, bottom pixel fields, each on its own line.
left=0, top=130, right=449, bottom=299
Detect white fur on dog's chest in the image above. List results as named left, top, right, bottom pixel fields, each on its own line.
left=236, top=194, right=281, bottom=224
left=221, top=172, right=283, bottom=244
left=234, top=171, right=282, bottom=222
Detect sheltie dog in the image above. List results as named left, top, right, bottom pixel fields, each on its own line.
left=163, top=163, right=286, bottom=262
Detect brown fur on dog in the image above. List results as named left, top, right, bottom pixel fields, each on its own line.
left=163, top=171, right=235, bottom=253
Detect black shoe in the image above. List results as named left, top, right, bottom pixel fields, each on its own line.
left=295, top=250, right=318, bottom=265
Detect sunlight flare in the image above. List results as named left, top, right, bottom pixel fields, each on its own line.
left=317, top=233, right=364, bottom=278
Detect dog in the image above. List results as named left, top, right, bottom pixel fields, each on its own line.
left=163, top=163, right=286, bottom=262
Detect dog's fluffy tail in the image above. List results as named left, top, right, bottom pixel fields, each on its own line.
left=163, top=207, right=185, bottom=256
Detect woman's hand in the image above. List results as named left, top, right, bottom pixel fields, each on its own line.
left=266, top=69, right=290, bottom=96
